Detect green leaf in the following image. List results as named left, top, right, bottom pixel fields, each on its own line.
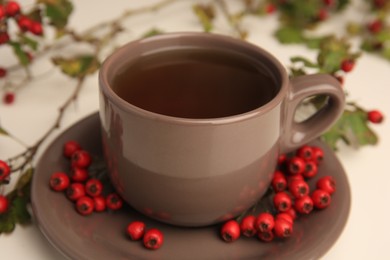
left=142, top=28, right=164, bottom=38
left=39, top=0, right=73, bottom=31
left=192, top=4, right=215, bottom=33
left=52, top=55, right=100, bottom=78
left=274, top=26, right=305, bottom=44
left=0, top=126, right=9, bottom=136
left=290, top=56, right=319, bottom=68
left=321, top=108, right=378, bottom=150
left=8, top=42, right=30, bottom=66
left=18, top=35, right=39, bottom=51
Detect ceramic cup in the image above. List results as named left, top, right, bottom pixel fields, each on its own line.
left=99, top=32, right=345, bottom=227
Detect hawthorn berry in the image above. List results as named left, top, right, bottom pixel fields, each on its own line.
left=143, top=228, right=164, bottom=250
left=0, top=160, right=11, bottom=181
left=63, top=140, right=82, bottom=158
left=106, top=193, right=123, bottom=210
left=30, top=21, right=43, bottom=36
left=85, top=178, right=104, bottom=197
left=273, top=192, right=292, bottom=212
left=276, top=213, right=294, bottom=225
left=221, top=220, right=240, bottom=242
left=284, top=208, right=297, bottom=221
left=288, top=157, right=306, bottom=175
left=294, top=195, right=314, bottom=214
left=271, top=171, right=287, bottom=192
left=296, top=145, right=314, bottom=161
left=258, top=230, right=274, bottom=242
left=367, top=110, right=384, bottom=124
left=273, top=218, right=293, bottom=238
left=127, top=221, right=146, bottom=241
left=93, top=196, right=106, bottom=212
left=3, top=92, right=15, bottom=104
left=311, top=146, right=324, bottom=164
left=66, top=183, right=86, bottom=201
left=71, top=150, right=91, bottom=168
left=49, top=172, right=70, bottom=192
left=311, top=189, right=332, bottom=209
left=302, top=161, right=318, bottom=178
left=368, top=20, right=383, bottom=34
left=5, top=1, right=20, bottom=17
left=0, top=195, right=9, bottom=214
left=255, top=212, right=275, bottom=232
left=317, top=8, right=328, bottom=21
left=76, top=196, right=95, bottom=216
left=277, top=154, right=287, bottom=165
left=340, top=59, right=355, bottom=73
left=286, top=174, right=304, bottom=185
left=0, top=67, right=6, bottom=78
left=0, top=5, right=5, bottom=19
left=17, top=16, right=33, bottom=32
left=0, top=32, right=10, bottom=45
left=240, top=215, right=257, bottom=237
left=316, top=176, right=336, bottom=195
left=264, top=3, right=276, bottom=14
left=69, top=167, right=89, bottom=182
left=288, top=179, right=310, bottom=199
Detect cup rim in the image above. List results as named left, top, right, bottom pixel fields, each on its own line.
left=99, top=32, right=289, bottom=125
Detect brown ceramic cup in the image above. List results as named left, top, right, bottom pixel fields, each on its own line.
left=99, top=32, right=345, bottom=227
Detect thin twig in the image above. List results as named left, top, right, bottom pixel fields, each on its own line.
left=215, top=0, right=248, bottom=39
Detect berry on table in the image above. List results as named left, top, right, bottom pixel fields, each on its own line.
left=273, top=192, right=292, bottom=212
left=0, top=5, right=6, bottom=19
left=255, top=212, right=275, bottom=232
left=5, top=1, right=20, bottom=17
left=317, top=8, right=328, bottom=21
left=93, top=196, right=106, bottom=212
left=367, top=110, right=384, bottom=124
left=294, top=195, right=314, bottom=214
left=368, top=19, right=383, bottom=34
left=221, top=220, right=241, bottom=242
left=0, top=195, right=9, bottom=214
left=63, top=140, right=82, bottom=158
left=30, top=21, right=43, bottom=36
left=66, top=183, right=86, bottom=201
left=3, top=92, right=15, bottom=104
left=71, top=150, right=91, bottom=168
left=340, top=59, right=355, bottom=72
left=316, top=176, right=336, bottom=195
left=17, top=16, right=33, bottom=32
left=0, top=160, right=11, bottom=181
left=0, top=32, right=10, bottom=45
left=273, top=218, right=293, bottom=238
left=240, top=215, right=257, bottom=237
left=106, top=193, right=123, bottom=210
left=127, top=221, right=146, bottom=241
left=288, top=157, right=306, bottom=175
left=76, top=196, right=95, bottom=216
left=85, top=178, right=104, bottom=197
left=0, top=67, right=7, bottom=78
left=49, top=172, right=70, bottom=192
left=311, top=189, right=332, bottom=209
left=143, top=228, right=164, bottom=250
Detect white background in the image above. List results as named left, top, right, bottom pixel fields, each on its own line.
left=0, top=0, right=389, bottom=259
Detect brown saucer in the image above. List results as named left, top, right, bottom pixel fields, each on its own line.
left=31, top=113, right=351, bottom=260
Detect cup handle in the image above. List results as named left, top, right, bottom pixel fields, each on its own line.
left=280, top=74, right=345, bottom=153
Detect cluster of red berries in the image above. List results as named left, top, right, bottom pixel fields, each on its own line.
left=220, top=145, right=336, bottom=243
left=126, top=221, right=164, bottom=250
left=0, top=160, right=11, bottom=215
left=49, top=140, right=123, bottom=216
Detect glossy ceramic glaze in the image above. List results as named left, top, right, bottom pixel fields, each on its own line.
left=98, top=32, right=345, bottom=226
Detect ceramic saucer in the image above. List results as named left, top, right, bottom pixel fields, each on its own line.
left=31, top=113, right=351, bottom=260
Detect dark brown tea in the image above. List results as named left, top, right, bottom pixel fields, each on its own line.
left=112, top=48, right=278, bottom=119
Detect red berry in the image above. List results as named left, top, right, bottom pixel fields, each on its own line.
left=71, top=150, right=91, bottom=168
left=69, top=167, right=89, bottom=182
left=278, top=154, right=287, bottom=165
left=0, top=160, right=11, bottom=181
left=317, top=8, right=328, bottom=21
left=3, top=92, right=15, bottom=104
left=0, top=195, right=9, bottom=214
left=255, top=212, right=275, bottom=232
left=294, top=195, right=314, bottom=214
left=276, top=213, right=294, bottom=225
left=323, top=0, right=334, bottom=6
left=17, top=16, right=33, bottom=32
left=106, top=193, right=123, bottom=210
left=76, top=196, right=95, bottom=216
left=341, top=59, right=355, bottom=72
left=367, top=110, right=384, bottom=124
left=66, top=183, right=86, bottom=201
left=0, top=67, right=7, bottom=78
left=288, top=157, right=306, bottom=175
left=85, top=178, right=104, bottom=197
left=273, top=218, right=293, bottom=238
left=30, top=21, right=43, bottom=35
left=311, top=189, right=332, bottom=209
left=143, top=228, right=164, bottom=250
left=0, top=5, right=5, bottom=19
left=0, top=32, right=10, bottom=44
left=258, top=230, right=274, bottom=242
left=265, top=3, right=276, bottom=14
left=240, top=215, right=257, bottom=237
left=93, top=196, right=106, bottom=212
left=63, top=140, right=81, bottom=158
left=5, top=1, right=20, bottom=16
left=286, top=174, right=304, bottom=185
left=288, top=179, right=310, bottom=199
left=368, top=20, right=383, bottom=34
left=302, top=161, right=318, bottom=178
left=49, top=172, right=70, bottom=192
left=373, top=0, right=386, bottom=8
left=284, top=208, right=297, bottom=221
left=316, top=176, right=336, bottom=195
left=296, top=145, right=313, bottom=161
left=311, top=146, right=324, bottom=164
left=221, top=220, right=240, bottom=242
left=127, top=221, right=146, bottom=241
left=271, top=172, right=287, bottom=192
left=273, top=192, right=292, bottom=212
